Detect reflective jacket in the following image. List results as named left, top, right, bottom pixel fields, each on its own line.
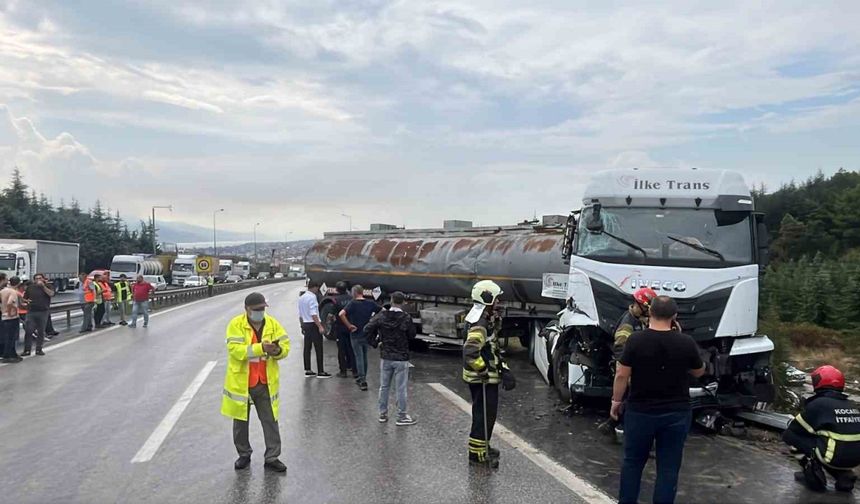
left=787, top=390, right=860, bottom=469
left=462, top=315, right=506, bottom=384
left=93, top=281, right=104, bottom=304
left=83, top=279, right=96, bottom=303
left=612, top=308, right=647, bottom=358
left=221, top=313, right=290, bottom=421
left=114, top=281, right=131, bottom=302
left=100, top=281, right=114, bottom=301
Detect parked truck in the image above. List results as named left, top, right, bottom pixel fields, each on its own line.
left=0, top=239, right=79, bottom=291
left=216, top=259, right=234, bottom=283
left=171, top=254, right=197, bottom=286
left=535, top=167, right=773, bottom=419
left=109, top=254, right=164, bottom=282
left=306, top=167, right=775, bottom=417
left=233, top=261, right=251, bottom=280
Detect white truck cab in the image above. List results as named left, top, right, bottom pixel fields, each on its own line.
left=537, top=168, right=773, bottom=412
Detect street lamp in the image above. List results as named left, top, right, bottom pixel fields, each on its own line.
left=253, top=222, right=261, bottom=269
left=151, top=205, right=173, bottom=255
left=213, top=208, right=225, bottom=256
left=341, top=213, right=353, bottom=231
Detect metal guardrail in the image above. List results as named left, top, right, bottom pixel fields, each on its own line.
left=49, top=279, right=295, bottom=328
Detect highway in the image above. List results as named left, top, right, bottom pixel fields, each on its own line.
left=0, top=281, right=853, bottom=503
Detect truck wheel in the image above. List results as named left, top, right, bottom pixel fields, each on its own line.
left=319, top=303, right=338, bottom=341
left=552, top=347, right=572, bottom=402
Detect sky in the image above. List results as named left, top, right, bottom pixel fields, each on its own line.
left=0, top=1, right=858, bottom=240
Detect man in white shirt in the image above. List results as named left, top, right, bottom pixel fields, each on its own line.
left=298, top=280, right=330, bottom=378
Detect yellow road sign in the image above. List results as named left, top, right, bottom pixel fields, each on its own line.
left=196, top=256, right=215, bottom=274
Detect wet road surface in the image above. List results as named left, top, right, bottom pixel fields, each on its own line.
left=0, top=281, right=856, bottom=503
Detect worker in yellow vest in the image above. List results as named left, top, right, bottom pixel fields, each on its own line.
left=113, top=274, right=132, bottom=326
left=221, top=292, right=290, bottom=472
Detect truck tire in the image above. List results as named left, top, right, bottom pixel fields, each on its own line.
left=552, top=346, right=572, bottom=402
left=319, top=303, right=338, bottom=341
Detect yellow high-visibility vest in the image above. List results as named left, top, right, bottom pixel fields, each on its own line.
left=221, top=313, right=290, bottom=421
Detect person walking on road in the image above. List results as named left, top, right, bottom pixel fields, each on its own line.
left=462, top=280, right=516, bottom=468
left=78, top=273, right=95, bottom=333
left=21, top=273, right=54, bottom=357
left=297, top=280, right=330, bottom=378
left=338, top=285, right=380, bottom=391
left=611, top=295, right=705, bottom=504
left=1, top=276, right=23, bottom=363
left=365, top=291, right=417, bottom=425
left=783, top=365, right=860, bottom=493
left=113, top=274, right=132, bottom=326
left=222, top=292, right=290, bottom=473
left=332, top=282, right=356, bottom=378
left=128, top=275, right=154, bottom=329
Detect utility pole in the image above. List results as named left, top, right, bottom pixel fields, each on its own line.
left=253, top=222, right=261, bottom=270
left=151, top=205, right=173, bottom=255
left=213, top=208, right=224, bottom=256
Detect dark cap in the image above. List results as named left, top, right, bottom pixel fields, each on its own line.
left=244, top=292, right=268, bottom=307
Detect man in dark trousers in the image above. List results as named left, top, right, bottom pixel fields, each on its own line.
left=611, top=295, right=705, bottom=504
left=331, top=282, right=356, bottom=378
left=783, top=365, right=860, bottom=493
left=22, top=273, right=54, bottom=356
left=462, top=280, right=516, bottom=468
left=366, top=291, right=417, bottom=425
left=339, top=285, right=380, bottom=391
left=297, top=280, right=330, bottom=378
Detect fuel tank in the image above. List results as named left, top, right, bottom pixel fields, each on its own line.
left=305, top=223, right=568, bottom=304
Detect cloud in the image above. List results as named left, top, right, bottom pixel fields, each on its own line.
left=142, top=90, right=224, bottom=114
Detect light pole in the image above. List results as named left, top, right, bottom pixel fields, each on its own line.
left=151, top=205, right=173, bottom=255
left=253, top=222, right=261, bottom=269
left=213, top=208, right=224, bottom=256
left=283, top=231, right=293, bottom=269
left=341, top=213, right=353, bottom=231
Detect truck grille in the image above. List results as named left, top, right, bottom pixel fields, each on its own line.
left=590, top=280, right=731, bottom=341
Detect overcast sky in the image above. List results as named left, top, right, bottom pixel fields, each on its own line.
left=0, top=1, right=858, bottom=240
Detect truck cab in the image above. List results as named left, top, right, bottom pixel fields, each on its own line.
left=171, top=255, right=197, bottom=286
left=537, top=168, right=773, bottom=412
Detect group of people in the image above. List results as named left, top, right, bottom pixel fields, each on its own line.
left=0, top=272, right=59, bottom=362
left=76, top=272, right=155, bottom=332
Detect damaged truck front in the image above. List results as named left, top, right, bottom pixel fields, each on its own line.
left=536, top=168, right=775, bottom=416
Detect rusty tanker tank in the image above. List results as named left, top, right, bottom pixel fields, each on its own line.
left=305, top=221, right=568, bottom=305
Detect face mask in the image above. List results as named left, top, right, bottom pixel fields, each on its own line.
left=248, top=310, right=265, bottom=322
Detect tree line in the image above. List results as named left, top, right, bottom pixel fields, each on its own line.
left=0, top=168, right=155, bottom=271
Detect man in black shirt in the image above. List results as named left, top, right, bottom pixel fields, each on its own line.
left=331, top=282, right=356, bottom=378
left=22, top=273, right=54, bottom=356
left=611, top=295, right=704, bottom=504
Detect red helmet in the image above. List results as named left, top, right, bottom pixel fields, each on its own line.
left=633, top=287, right=658, bottom=307
left=811, top=365, right=845, bottom=391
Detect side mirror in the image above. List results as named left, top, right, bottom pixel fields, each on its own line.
left=585, top=204, right=604, bottom=233
left=561, top=212, right=578, bottom=264
left=755, top=213, right=769, bottom=272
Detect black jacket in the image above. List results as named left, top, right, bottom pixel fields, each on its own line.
left=365, top=308, right=415, bottom=361
left=332, top=293, right=352, bottom=333
left=787, top=389, right=860, bottom=469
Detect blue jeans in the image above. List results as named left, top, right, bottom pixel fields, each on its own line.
left=350, top=334, right=369, bottom=382
left=619, top=408, right=692, bottom=504
left=130, top=301, right=149, bottom=327
left=378, top=359, right=409, bottom=417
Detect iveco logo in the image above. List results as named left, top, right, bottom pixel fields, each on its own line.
left=630, top=279, right=687, bottom=292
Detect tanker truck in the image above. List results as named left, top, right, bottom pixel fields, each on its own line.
left=109, top=254, right=163, bottom=282
left=305, top=218, right=569, bottom=348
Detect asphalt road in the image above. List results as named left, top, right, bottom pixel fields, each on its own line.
left=0, top=282, right=855, bottom=503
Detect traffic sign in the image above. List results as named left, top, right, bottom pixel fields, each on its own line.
left=196, top=256, right=214, bottom=274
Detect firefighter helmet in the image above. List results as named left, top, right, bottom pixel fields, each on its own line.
left=633, top=287, right=658, bottom=307
left=471, top=280, right=503, bottom=306
left=811, top=365, right=845, bottom=391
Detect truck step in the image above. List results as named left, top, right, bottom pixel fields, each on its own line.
left=736, top=410, right=793, bottom=430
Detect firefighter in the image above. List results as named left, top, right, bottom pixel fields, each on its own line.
left=783, top=365, right=860, bottom=493
left=613, top=287, right=658, bottom=357
left=462, top=280, right=516, bottom=468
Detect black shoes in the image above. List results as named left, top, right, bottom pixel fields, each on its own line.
left=35, top=350, right=45, bottom=356
left=234, top=456, right=251, bottom=470
left=469, top=452, right=499, bottom=468
left=359, top=381, right=368, bottom=391
left=2, top=356, right=23, bottom=363
left=20, top=351, right=31, bottom=357
left=264, top=459, right=287, bottom=472
left=317, top=372, right=332, bottom=379
left=305, top=370, right=317, bottom=378
left=488, top=446, right=500, bottom=459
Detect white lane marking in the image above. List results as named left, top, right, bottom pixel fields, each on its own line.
left=428, top=382, right=616, bottom=504
left=131, top=360, right=218, bottom=463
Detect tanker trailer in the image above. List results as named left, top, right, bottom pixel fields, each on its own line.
left=304, top=219, right=569, bottom=350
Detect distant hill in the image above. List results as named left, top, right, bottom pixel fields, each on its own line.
left=153, top=220, right=254, bottom=244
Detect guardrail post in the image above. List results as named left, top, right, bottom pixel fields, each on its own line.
left=66, top=309, right=71, bottom=329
